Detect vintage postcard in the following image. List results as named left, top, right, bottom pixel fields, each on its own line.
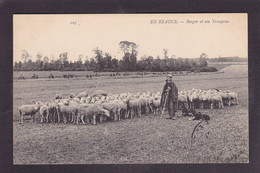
left=13, top=14, right=248, bottom=164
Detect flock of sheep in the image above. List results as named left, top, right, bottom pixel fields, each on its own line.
left=18, top=88, right=238, bottom=125
left=178, top=88, right=238, bottom=110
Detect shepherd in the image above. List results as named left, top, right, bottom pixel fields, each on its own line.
left=160, top=74, right=178, bottom=120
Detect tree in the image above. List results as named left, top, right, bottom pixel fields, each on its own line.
left=103, top=53, right=113, bottom=70
left=119, top=41, right=138, bottom=71
left=168, top=58, right=176, bottom=71
left=36, top=53, right=42, bottom=62
left=151, top=56, right=162, bottom=71
left=43, top=56, right=49, bottom=70
left=53, top=60, right=60, bottom=70
left=14, top=61, right=23, bottom=71
left=35, top=53, right=43, bottom=70
left=163, top=49, right=169, bottom=71
left=26, top=59, right=33, bottom=70
left=199, top=53, right=208, bottom=67
left=137, top=55, right=147, bottom=71
left=21, top=50, right=31, bottom=62
left=141, top=56, right=153, bottom=71
left=43, top=56, right=49, bottom=63
left=83, top=56, right=90, bottom=70
left=50, top=55, right=55, bottom=61
left=163, top=49, right=168, bottom=58
left=184, top=58, right=191, bottom=70
left=93, top=47, right=104, bottom=71
left=121, top=54, right=131, bottom=71
left=190, top=59, right=197, bottom=72
left=59, top=52, right=69, bottom=70
left=200, top=53, right=208, bottom=59
left=111, top=58, right=119, bottom=71
left=119, top=41, right=137, bottom=55
left=49, top=56, right=56, bottom=70
left=78, top=54, right=83, bottom=63
left=76, top=54, right=83, bottom=69
left=89, top=58, right=97, bottom=71
left=129, top=54, right=137, bottom=71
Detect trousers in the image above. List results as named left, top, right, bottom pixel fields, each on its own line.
left=167, top=97, right=178, bottom=117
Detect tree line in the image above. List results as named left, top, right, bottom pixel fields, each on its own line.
left=14, top=41, right=216, bottom=72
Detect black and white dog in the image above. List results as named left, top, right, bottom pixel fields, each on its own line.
left=181, top=105, right=210, bottom=122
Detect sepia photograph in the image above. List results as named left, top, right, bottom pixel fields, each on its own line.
left=13, top=14, right=248, bottom=164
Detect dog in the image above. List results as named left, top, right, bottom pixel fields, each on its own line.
left=182, top=105, right=210, bottom=122
left=181, top=105, right=196, bottom=117
left=192, top=112, right=210, bottom=122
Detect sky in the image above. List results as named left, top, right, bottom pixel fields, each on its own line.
left=13, top=14, right=247, bottom=62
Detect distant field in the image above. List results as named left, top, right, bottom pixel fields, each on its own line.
left=13, top=64, right=248, bottom=164
left=13, top=70, right=96, bottom=79
left=13, top=70, right=221, bottom=80
left=207, top=61, right=248, bottom=70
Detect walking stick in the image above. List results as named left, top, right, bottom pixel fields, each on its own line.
left=160, top=89, right=169, bottom=118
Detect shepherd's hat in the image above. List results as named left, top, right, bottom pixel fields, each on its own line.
left=167, top=74, right=172, bottom=78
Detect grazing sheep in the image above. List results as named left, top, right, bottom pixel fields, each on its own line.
left=76, top=92, right=88, bottom=99
left=70, top=93, right=76, bottom=98
left=56, top=102, right=78, bottom=124
left=18, top=102, right=42, bottom=123
left=101, top=102, right=119, bottom=121
left=208, top=94, right=224, bottom=109
left=139, top=97, right=150, bottom=115
left=55, top=94, right=62, bottom=100
left=198, top=94, right=209, bottom=109
left=39, top=104, right=49, bottom=123
left=115, top=100, right=128, bottom=119
left=80, top=97, right=87, bottom=104
left=188, top=93, right=200, bottom=109
left=126, top=98, right=141, bottom=118
left=151, top=99, right=161, bottom=116
left=217, top=91, right=229, bottom=106
left=72, top=98, right=81, bottom=104
left=67, top=99, right=80, bottom=123
left=18, top=88, right=239, bottom=125
left=225, top=91, right=238, bottom=105
left=84, top=97, right=91, bottom=104
left=47, top=101, right=58, bottom=122
left=92, top=90, right=110, bottom=97
left=55, top=101, right=64, bottom=122
left=77, top=104, right=110, bottom=125
left=178, top=94, right=188, bottom=109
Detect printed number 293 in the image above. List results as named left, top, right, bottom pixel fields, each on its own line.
left=70, top=21, right=77, bottom=25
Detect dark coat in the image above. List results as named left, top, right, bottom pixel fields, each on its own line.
left=160, top=80, right=178, bottom=113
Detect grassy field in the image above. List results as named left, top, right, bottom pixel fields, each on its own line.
left=207, top=61, right=248, bottom=70
left=13, top=69, right=223, bottom=80
left=13, top=64, right=248, bottom=164
left=13, top=70, right=165, bottom=79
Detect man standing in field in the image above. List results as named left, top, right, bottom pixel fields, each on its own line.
left=160, top=74, right=178, bottom=119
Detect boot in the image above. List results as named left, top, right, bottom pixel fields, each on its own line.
left=165, top=114, right=172, bottom=119
left=171, top=112, right=177, bottom=120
